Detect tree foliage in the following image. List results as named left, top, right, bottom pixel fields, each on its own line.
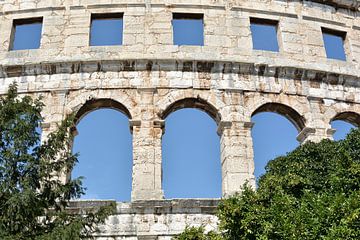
left=0, top=84, right=114, bottom=240
left=173, top=226, right=222, bottom=240
left=175, top=128, right=360, bottom=240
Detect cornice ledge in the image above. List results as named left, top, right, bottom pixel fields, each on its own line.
left=309, top=0, right=360, bottom=11
left=0, top=59, right=358, bottom=88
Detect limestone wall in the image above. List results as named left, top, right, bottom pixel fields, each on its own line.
left=0, top=0, right=359, bottom=238
left=70, top=199, right=219, bottom=240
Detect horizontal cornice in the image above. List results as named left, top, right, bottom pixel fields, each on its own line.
left=309, top=0, right=360, bottom=11
left=0, top=59, right=358, bottom=87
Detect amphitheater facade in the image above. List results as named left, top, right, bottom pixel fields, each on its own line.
left=1, top=0, right=360, bottom=239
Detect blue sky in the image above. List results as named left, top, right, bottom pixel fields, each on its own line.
left=90, top=17, right=123, bottom=46
left=172, top=17, right=204, bottom=45
left=72, top=109, right=354, bottom=201
left=12, top=21, right=42, bottom=50
left=13, top=14, right=355, bottom=201
left=72, top=110, right=132, bottom=200
left=250, top=21, right=279, bottom=52
left=322, top=31, right=346, bottom=60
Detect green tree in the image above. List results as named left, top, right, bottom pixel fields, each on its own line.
left=0, top=83, right=114, bottom=240
left=175, top=128, right=360, bottom=240
left=173, top=226, right=222, bottom=240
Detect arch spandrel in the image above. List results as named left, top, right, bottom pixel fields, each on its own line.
left=322, top=103, right=360, bottom=128
left=251, top=102, right=306, bottom=132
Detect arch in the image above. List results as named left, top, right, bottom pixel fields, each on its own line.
left=251, top=102, right=305, bottom=132
left=74, top=98, right=132, bottom=125
left=72, top=108, right=133, bottom=201
left=331, top=111, right=360, bottom=127
left=251, top=112, right=299, bottom=180
left=162, top=108, right=221, bottom=198
left=159, top=97, right=221, bottom=123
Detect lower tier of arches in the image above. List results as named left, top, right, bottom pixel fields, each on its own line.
left=37, top=88, right=360, bottom=201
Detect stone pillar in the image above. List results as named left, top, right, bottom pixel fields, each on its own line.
left=218, top=121, right=255, bottom=197
left=131, top=119, right=164, bottom=201
left=298, top=97, right=336, bottom=143
left=297, top=127, right=335, bottom=143
left=39, top=90, right=70, bottom=184
left=40, top=121, right=71, bottom=184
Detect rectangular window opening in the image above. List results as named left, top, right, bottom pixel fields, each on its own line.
left=10, top=17, right=43, bottom=51
left=322, top=27, right=346, bottom=61
left=90, top=13, right=124, bottom=46
left=172, top=13, right=204, bottom=46
left=250, top=17, right=279, bottom=52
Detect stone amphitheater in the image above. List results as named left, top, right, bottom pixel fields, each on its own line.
left=1, top=0, right=360, bottom=239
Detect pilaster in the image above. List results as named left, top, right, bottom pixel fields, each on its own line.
left=131, top=88, right=164, bottom=201
left=131, top=120, right=164, bottom=200
left=218, top=120, right=255, bottom=197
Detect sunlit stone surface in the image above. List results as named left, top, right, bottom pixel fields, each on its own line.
left=1, top=0, right=360, bottom=238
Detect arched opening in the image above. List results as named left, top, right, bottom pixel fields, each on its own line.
left=251, top=103, right=303, bottom=180
left=331, top=112, right=359, bottom=140
left=161, top=99, right=221, bottom=199
left=72, top=99, right=132, bottom=202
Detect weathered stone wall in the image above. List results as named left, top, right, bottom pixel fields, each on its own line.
left=70, top=199, right=219, bottom=240
left=0, top=0, right=359, bottom=238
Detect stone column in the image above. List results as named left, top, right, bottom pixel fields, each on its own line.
left=131, top=120, right=164, bottom=201
left=297, top=127, right=335, bottom=143
left=218, top=121, right=255, bottom=197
